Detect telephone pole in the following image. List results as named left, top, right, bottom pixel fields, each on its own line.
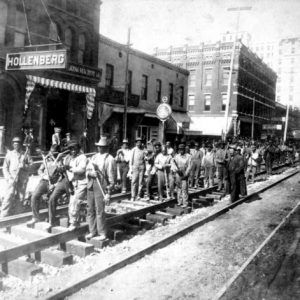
left=123, top=28, right=131, bottom=140
left=223, top=6, right=252, bottom=140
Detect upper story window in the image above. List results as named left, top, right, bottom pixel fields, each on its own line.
left=128, top=70, right=132, bottom=95
left=179, top=86, right=184, bottom=107
left=65, top=27, right=76, bottom=59
left=222, top=69, right=229, bottom=85
left=204, top=94, right=211, bottom=111
left=141, top=75, right=148, bottom=100
left=204, top=69, right=212, bottom=86
left=49, top=22, right=61, bottom=43
left=14, top=9, right=26, bottom=47
left=156, top=79, right=162, bottom=103
left=105, top=64, right=114, bottom=87
left=66, top=0, right=78, bottom=15
left=221, top=94, right=227, bottom=111
left=0, top=1, right=8, bottom=45
left=78, top=33, right=86, bottom=64
left=188, top=94, right=195, bottom=112
left=189, top=69, right=196, bottom=87
left=169, top=83, right=174, bottom=105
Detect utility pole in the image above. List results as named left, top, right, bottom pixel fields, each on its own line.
left=223, top=6, right=252, bottom=141
left=283, top=103, right=290, bottom=142
left=251, top=97, right=255, bottom=139
left=123, top=28, right=131, bottom=140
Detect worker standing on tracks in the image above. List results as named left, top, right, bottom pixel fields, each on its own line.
left=215, top=142, right=228, bottom=192
left=86, top=136, right=116, bottom=240
left=189, top=142, right=203, bottom=189
left=227, top=145, right=245, bottom=203
left=172, top=144, right=192, bottom=207
left=115, top=139, right=131, bottom=193
left=1, top=137, right=32, bottom=218
left=202, top=143, right=215, bottom=188
left=246, top=145, right=260, bottom=184
left=129, top=137, right=146, bottom=201
left=64, top=140, right=88, bottom=231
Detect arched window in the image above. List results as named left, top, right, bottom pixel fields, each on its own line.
left=78, top=33, right=86, bottom=64
left=65, top=27, right=76, bottom=59
left=0, top=1, right=8, bottom=45
left=49, top=22, right=60, bottom=43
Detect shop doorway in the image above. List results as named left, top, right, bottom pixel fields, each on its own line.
left=45, top=89, right=69, bottom=149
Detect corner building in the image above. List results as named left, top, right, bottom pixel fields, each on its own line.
left=0, top=0, right=101, bottom=151
left=154, top=40, right=277, bottom=139
left=97, top=35, right=189, bottom=145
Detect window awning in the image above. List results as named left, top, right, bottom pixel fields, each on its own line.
left=25, top=75, right=96, bottom=119
left=170, top=111, right=191, bottom=124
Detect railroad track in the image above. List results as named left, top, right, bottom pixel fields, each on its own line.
left=0, top=162, right=297, bottom=297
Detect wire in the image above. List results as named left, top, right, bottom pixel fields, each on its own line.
left=40, top=0, right=62, bottom=43
left=21, top=0, right=32, bottom=45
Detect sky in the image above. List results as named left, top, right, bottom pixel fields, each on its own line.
left=100, top=0, right=300, bottom=54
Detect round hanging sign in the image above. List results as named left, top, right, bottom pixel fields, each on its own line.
left=161, top=96, right=168, bottom=103
left=156, top=103, right=172, bottom=121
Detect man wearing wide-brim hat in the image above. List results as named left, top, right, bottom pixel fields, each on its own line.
left=129, top=137, right=146, bottom=201
left=52, top=127, right=62, bottom=151
left=1, top=137, right=32, bottom=218
left=86, top=136, right=116, bottom=239
left=59, top=140, right=88, bottom=230
left=115, top=138, right=131, bottom=193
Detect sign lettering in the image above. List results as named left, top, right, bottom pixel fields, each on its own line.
left=5, top=50, right=67, bottom=70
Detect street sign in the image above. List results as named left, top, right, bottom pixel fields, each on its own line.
left=262, top=124, right=282, bottom=130
left=156, top=103, right=172, bottom=121
left=161, top=96, right=168, bottom=103
left=5, top=49, right=67, bottom=71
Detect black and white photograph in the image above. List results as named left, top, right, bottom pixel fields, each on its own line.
left=0, top=0, right=299, bottom=299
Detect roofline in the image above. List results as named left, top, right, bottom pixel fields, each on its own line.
left=99, top=34, right=189, bottom=76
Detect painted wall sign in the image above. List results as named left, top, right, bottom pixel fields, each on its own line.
left=5, top=49, right=67, bottom=70
left=67, top=62, right=102, bottom=80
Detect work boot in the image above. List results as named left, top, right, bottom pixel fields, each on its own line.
left=26, top=218, right=39, bottom=227
left=86, top=232, right=97, bottom=239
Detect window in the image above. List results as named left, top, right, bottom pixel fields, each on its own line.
left=105, top=64, right=114, bottom=87
left=66, top=0, right=78, bottom=15
left=204, top=94, right=211, bottom=111
left=141, top=75, right=148, bottom=100
left=156, top=79, right=162, bottom=102
left=204, top=69, right=212, bottom=86
left=65, top=28, right=76, bottom=58
left=49, top=22, right=60, bottom=43
left=222, top=69, right=229, bottom=85
left=169, top=83, right=174, bottom=105
left=189, top=69, right=196, bottom=87
left=221, top=94, right=227, bottom=111
left=14, top=9, right=26, bottom=46
left=0, top=1, right=8, bottom=45
left=179, top=86, right=184, bottom=107
left=128, top=70, right=132, bottom=95
left=78, top=34, right=86, bottom=64
left=188, top=94, right=195, bottom=112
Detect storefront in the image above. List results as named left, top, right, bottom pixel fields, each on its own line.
left=0, top=49, right=101, bottom=152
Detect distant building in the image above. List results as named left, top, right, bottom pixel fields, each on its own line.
left=251, top=37, right=300, bottom=109
left=98, top=35, right=190, bottom=146
left=154, top=39, right=277, bottom=139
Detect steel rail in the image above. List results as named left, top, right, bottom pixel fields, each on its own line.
left=45, top=169, right=299, bottom=300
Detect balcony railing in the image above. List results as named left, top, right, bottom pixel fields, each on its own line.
left=97, top=86, right=140, bottom=107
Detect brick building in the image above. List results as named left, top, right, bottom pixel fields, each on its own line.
left=154, top=40, right=277, bottom=139
left=0, top=0, right=101, bottom=151
left=97, top=35, right=189, bottom=146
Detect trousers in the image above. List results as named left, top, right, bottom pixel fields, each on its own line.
left=31, top=179, right=49, bottom=221
left=131, top=165, right=145, bottom=199
left=87, top=180, right=106, bottom=236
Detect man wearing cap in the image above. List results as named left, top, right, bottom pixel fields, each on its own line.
left=115, top=139, right=131, bottom=193
left=189, top=142, right=204, bottom=189
left=1, top=137, right=32, bottom=217
left=202, top=144, right=215, bottom=188
left=86, top=136, right=116, bottom=239
left=129, top=137, right=146, bottom=201
left=52, top=127, right=62, bottom=150
left=215, top=142, right=228, bottom=191
left=227, top=144, right=246, bottom=203
left=172, top=144, right=192, bottom=207
left=63, top=140, right=88, bottom=230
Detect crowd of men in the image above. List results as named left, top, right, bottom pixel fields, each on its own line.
left=0, top=127, right=298, bottom=241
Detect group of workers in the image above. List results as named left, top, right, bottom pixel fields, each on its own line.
left=0, top=130, right=297, bottom=241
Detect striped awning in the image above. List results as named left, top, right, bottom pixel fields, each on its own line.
left=25, top=75, right=96, bottom=119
